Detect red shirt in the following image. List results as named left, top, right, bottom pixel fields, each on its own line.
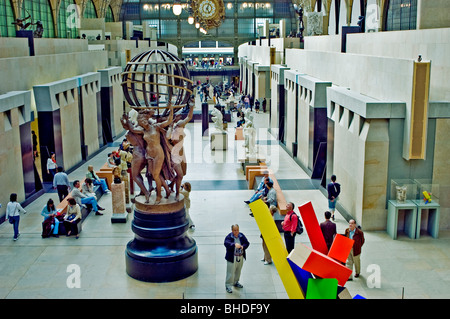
left=283, top=210, right=298, bottom=234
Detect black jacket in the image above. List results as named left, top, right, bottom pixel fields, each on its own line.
left=224, top=232, right=250, bottom=263
left=327, top=182, right=341, bottom=200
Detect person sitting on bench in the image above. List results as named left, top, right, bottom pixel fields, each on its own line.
left=86, top=165, right=111, bottom=194
left=245, top=172, right=273, bottom=204
left=71, top=180, right=105, bottom=216
left=262, top=182, right=277, bottom=208
left=64, top=198, right=82, bottom=239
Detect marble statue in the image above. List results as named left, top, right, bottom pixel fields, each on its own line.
left=211, top=107, right=224, bottom=132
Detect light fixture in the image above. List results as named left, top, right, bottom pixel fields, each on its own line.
left=143, top=4, right=149, bottom=10
left=195, top=22, right=200, bottom=29
left=188, top=16, right=194, bottom=24
left=173, top=1, right=182, bottom=15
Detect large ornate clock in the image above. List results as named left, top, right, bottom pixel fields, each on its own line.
left=190, top=0, right=225, bottom=30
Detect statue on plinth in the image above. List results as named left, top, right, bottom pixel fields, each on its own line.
left=211, top=107, right=224, bottom=132
left=242, top=108, right=256, bottom=156
left=12, top=15, right=32, bottom=30
left=121, top=105, right=174, bottom=204
left=120, top=49, right=197, bottom=283
left=166, top=103, right=194, bottom=200
left=244, top=119, right=256, bottom=157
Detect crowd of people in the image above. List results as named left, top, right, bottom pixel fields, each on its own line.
left=7, top=84, right=365, bottom=295
left=225, top=173, right=365, bottom=293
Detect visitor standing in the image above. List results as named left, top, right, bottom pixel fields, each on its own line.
left=261, top=205, right=278, bottom=265
left=224, top=224, right=250, bottom=293
left=345, top=219, right=365, bottom=280
left=281, top=202, right=298, bottom=253
left=32, top=130, right=38, bottom=158
left=47, top=152, right=58, bottom=177
left=320, top=211, right=337, bottom=251
left=6, top=193, right=26, bottom=241
left=327, top=174, right=341, bottom=221
left=53, top=166, right=70, bottom=202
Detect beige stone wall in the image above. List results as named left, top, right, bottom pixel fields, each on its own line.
left=432, top=118, right=450, bottom=229
left=58, top=90, right=82, bottom=170
left=331, top=106, right=366, bottom=225
left=270, top=72, right=279, bottom=136
left=296, top=86, right=310, bottom=170
left=0, top=108, right=25, bottom=207
left=0, top=38, right=29, bottom=58
left=111, top=76, right=125, bottom=139
left=346, top=28, right=450, bottom=101
left=80, top=83, right=100, bottom=156
left=0, top=51, right=108, bottom=95
left=418, top=0, right=450, bottom=29
left=34, top=38, right=88, bottom=56
left=361, top=119, right=390, bottom=230
left=255, top=71, right=266, bottom=101
left=284, top=79, right=296, bottom=155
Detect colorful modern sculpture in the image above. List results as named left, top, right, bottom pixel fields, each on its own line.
left=249, top=199, right=366, bottom=299
left=249, top=199, right=305, bottom=299
left=423, top=191, right=432, bottom=204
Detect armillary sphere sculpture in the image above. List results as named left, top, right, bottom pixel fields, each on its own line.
left=121, top=49, right=194, bottom=203
left=121, top=49, right=197, bottom=283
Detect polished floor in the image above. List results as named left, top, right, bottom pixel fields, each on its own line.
left=1, top=96, right=449, bottom=299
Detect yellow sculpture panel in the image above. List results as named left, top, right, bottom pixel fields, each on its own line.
left=249, top=199, right=305, bottom=299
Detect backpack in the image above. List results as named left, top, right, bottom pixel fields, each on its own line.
left=289, top=212, right=304, bottom=235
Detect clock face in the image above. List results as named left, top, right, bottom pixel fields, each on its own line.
left=199, top=0, right=216, bottom=18
left=192, top=0, right=225, bottom=30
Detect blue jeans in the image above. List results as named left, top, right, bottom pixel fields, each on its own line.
left=81, top=196, right=98, bottom=212
left=52, top=219, right=60, bottom=235
left=249, top=191, right=263, bottom=203
left=328, top=198, right=337, bottom=210
left=93, top=179, right=109, bottom=192
left=10, top=216, right=20, bottom=239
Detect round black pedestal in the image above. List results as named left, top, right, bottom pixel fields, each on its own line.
left=125, top=195, right=198, bottom=282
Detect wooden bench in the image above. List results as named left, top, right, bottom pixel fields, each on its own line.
left=246, top=168, right=269, bottom=189
left=244, top=163, right=266, bottom=177
left=248, top=170, right=287, bottom=216
left=235, top=127, right=244, bottom=140
left=97, top=162, right=114, bottom=189
left=54, top=178, right=103, bottom=235
left=245, top=163, right=268, bottom=189
left=269, top=173, right=287, bottom=216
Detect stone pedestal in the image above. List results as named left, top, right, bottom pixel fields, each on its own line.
left=121, top=170, right=132, bottom=212
left=111, top=181, right=128, bottom=223
left=125, top=194, right=198, bottom=282
left=210, top=131, right=228, bottom=150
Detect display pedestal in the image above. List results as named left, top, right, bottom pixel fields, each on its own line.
left=125, top=194, right=198, bottom=282
left=111, top=181, right=128, bottom=223
left=387, top=200, right=417, bottom=240
left=413, top=200, right=440, bottom=239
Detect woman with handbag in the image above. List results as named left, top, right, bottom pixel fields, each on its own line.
left=6, top=193, right=26, bottom=241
